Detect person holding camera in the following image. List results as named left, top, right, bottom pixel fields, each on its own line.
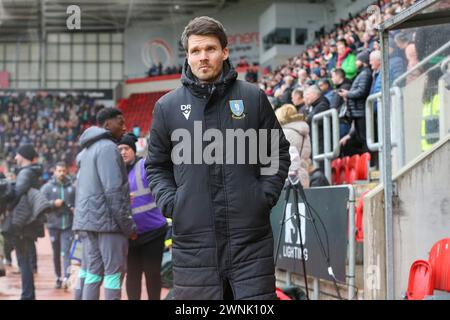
left=41, top=162, right=76, bottom=289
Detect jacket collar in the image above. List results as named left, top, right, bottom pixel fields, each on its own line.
left=181, top=59, right=238, bottom=99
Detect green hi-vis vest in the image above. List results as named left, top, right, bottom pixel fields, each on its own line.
left=421, top=94, right=440, bottom=151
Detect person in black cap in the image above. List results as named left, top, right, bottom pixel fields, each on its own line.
left=1, top=144, right=43, bottom=299
left=338, top=50, right=373, bottom=156
left=118, top=133, right=167, bottom=300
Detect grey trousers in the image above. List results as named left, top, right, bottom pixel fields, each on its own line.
left=74, top=232, right=89, bottom=300
left=81, top=232, right=128, bottom=300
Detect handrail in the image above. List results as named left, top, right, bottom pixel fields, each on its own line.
left=312, top=108, right=340, bottom=183
left=393, top=39, right=450, bottom=86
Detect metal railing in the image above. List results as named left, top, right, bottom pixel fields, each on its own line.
left=312, top=108, right=340, bottom=183
left=365, top=87, right=405, bottom=178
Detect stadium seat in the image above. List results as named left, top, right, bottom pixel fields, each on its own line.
left=405, top=238, right=450, bottom=299
left=356, top=152, right=371, bottom=181
left=331, top=158, right=342, bottom=185
left=355, top=190, right=370, bottom=243
left=428, top=238, right=450, bottom=292
left=345, top=154, right=359, bottom=184
left=406, top=260, right=434, bottom=300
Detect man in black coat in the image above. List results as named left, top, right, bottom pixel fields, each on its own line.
left=145, top=16, right=290, bottom=300
left=301, top=85, right=330, bottom=163
left=338, top=50, right=373, bottom=156
left=330, top=68, right=352, bottom=138
left=7, top=144, right=42, bottom=300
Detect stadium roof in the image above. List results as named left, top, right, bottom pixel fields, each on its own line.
left=0, top=0, right=243, bottom=36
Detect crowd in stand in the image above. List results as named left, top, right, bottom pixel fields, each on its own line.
left=0, top=94, right=104, bottom=180
left=147, top=63, right=183, bottom=77
left=259, top=0, right=421, bottom=173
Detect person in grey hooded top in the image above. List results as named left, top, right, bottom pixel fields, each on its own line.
left=73, top=107, right=136, bottom=300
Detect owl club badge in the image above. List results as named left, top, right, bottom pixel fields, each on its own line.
left=229, top=100, right=245, bottom=119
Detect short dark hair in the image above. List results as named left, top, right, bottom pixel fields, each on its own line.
left=96, top=107, right=123, bottom=126
left=333, top=68, right=346, bottom=80
left=181, top=16, right=228, bottom=52
left=292, top=88, right=304, bottom=98
left=337, top=38, right=347, bottom=47
left=55, top=161, right=67, bottom=168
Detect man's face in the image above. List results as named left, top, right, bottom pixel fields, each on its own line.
left=319, top=82, right=329, bottom=93
left=370, top=56, right=381, bottom=71
left=356, top=60, right=363, bottom=69
left=118, top=144, right=135, bottom=165
left=304, top=91, right=318, bottom=106
left=291, top=92, right=303, bottom=106
left=331, top=71, right=342, bottom=85
left=14, top=153, right=25, bottom=167
left=187, top=35, right=229, bottom=83
left=54, top=165, right=67, bottom=182
left=337, top=42, right=345, bottom=55
left=105, top=115, right=126, bottom=141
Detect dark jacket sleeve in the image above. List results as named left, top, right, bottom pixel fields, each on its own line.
left=96, top=144, right=135, bottom=237
left=145, top=102, right=177, bottom=218
left=40, top=182, right=57, bottom=210
left=347, top=69, right=372, bottom=100
left=14, top=169, right=34, bottom=201
left=258, top=89, right=291, bottom=208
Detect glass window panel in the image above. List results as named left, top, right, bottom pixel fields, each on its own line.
left=112, top=33, right=123, bottom=43
left=31, top=44, right=40, bottom=61
left=99, top=33, right=110, bottom=43
left=72, top=62, right=84, bottom=79
left=59, top=45, right=71, bottom=61
left=73, top=33, right=84, bottom=43
left=72, top=44, right=84, bottom=61
left=30, top=63, right=39, bottom=78
left=99, top=44, right=110, bottom=61
left=72, top=81, right=85, bottom=88
left=86, top=63, right=97, bottom=80
left=59, top=63, right=70, bottom=80
left=0, top=44, right=4, bottom=60
left=86, top=34, right=97, bottom=43
left=99, top=63, right=110, bottom=80
left=58, top=81, right=71, bottom=89
left=47, top=34, right=58, bottom=43
left=47, top=81, right=58, bottom=88
left=47, top=44, right=58, bottom=60
left=111, top=63, right=123, bottom=79
left=86, top=45, right=97, bottom=60
left=6, top=44, right=16, bottom=60
left=99, top=81, right=112, bottom=89
left=111, top=45, right=122, bottom=61
left=18, top=63, right=29, bottom=79
left=19, top=44, right=29, bottom=61
left=59, top=33, right=71, bottom=43
left=46, top=63, right=58, bottom=80
left=6, top=63, right=16, bottom=78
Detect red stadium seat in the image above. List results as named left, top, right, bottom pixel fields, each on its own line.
left=356, top=152, right=371, bottom=181
left=355, top=190, right=370, bottom=243
left=275, top=288, right=292, bottom=300
left=118, top=91, right=168, bottom=136
left=405, top=238, right=450, bottom=299
left=331, top=158, right=342, bottom=185
left=406, top=260, right=434, bottom=300
left=428, top=238, right=450, bottom=292
left=345, top=154, right=359, bottom=184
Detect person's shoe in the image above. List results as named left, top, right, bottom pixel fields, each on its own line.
left=55, top=278, right=62, bottom=289
left=62, top=277, right=69, bottom=290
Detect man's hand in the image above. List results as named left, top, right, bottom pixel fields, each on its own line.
left=130, top=231, right=138, bottom=241
left=54, top=199, right=64, bottom=208
left=338, top=89, right=349, bottom=98
left=340, top=134, right=351, bottom=146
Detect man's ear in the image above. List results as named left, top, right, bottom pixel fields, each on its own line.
left=222, top=47, right=229, bottom=61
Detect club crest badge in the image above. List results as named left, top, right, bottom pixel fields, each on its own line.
left=229, top=100, right=245, bottom=119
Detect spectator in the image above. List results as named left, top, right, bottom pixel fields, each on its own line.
left=394, top=32, right=419, bottom=84
left=275, top=104, right=311, bottom=188
left=339, top=50, right=373, bottom=156
left=302, top=85, right=330, bottom=159
left=318, top=78, right=334, bottom=103
left=330, top=68, right=352, bottom=138
left=336, top=39, right=357, bottom=80
left=291, top=88, right=305, bottom=112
